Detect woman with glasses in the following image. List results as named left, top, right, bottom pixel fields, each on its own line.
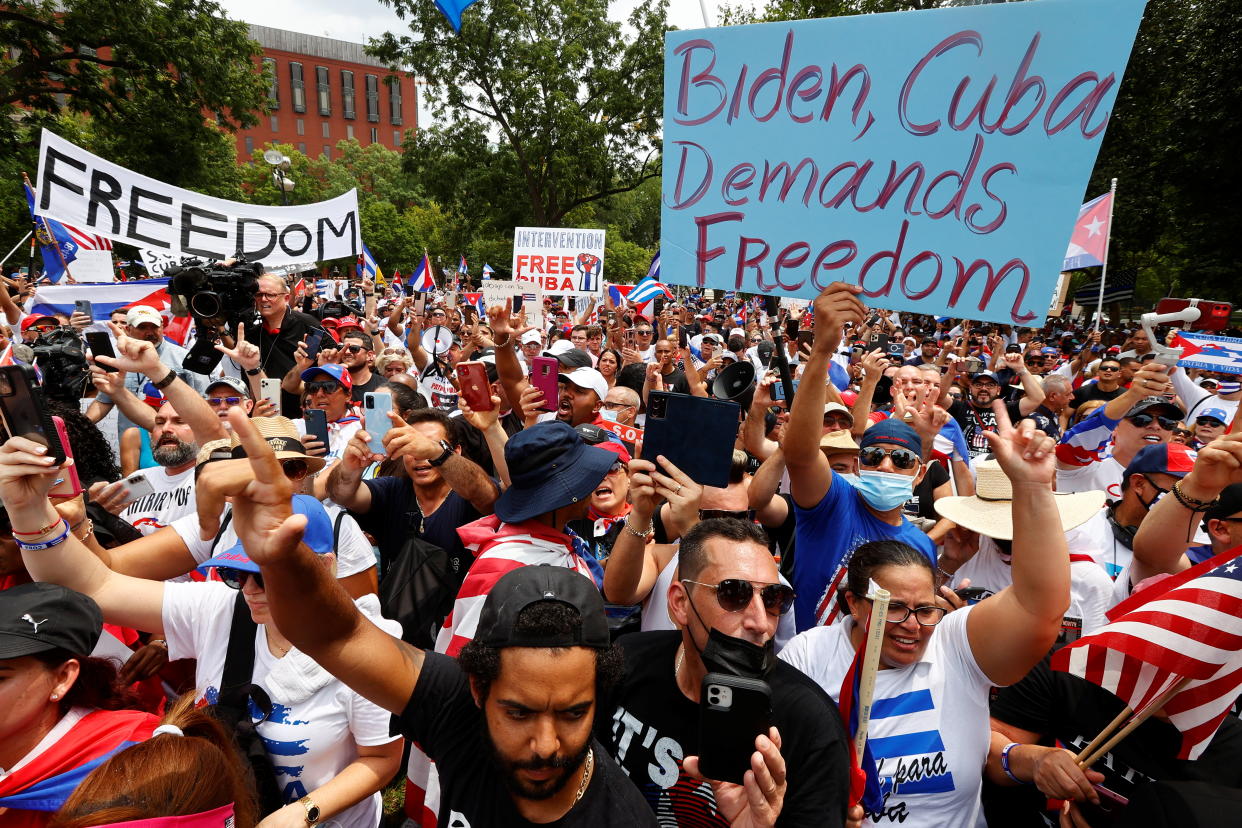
left=0, top=438, right=403, bottom=827
left=780, top=418, right=1071, bottom=827
left=375, top=346, right=414, bottom=379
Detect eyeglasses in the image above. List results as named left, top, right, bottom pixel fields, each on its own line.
left=256, top=291, right=286, bottom=299
left=602, top=400, right=634, bottom=410
left=218, top=567, right=263, bottom=590
left=682, top=578, right=795, bottom=616
left=858, top=446, right=920, bottom=470
left=853, top=593, right=947, bottom=626
left=206, top=396, right=243, bottom=407
left=823, top=414, right=853, bottom=429
left=636, top=329, right=654, bottom=336
left=305, top=380, right=342, bottom=395
left=1128, top=413, right=1177, bottom=431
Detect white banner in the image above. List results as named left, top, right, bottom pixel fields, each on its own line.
left=35, top=129, right=360, bottom=267
left=511, top=226, right=605, bottom=297
left=67, top=249, right=115, bottom=282
left=482, top=280, right=544, bottom=331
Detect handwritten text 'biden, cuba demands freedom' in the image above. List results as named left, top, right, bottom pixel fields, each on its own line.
left=667, top=30, right=1116, bottom=323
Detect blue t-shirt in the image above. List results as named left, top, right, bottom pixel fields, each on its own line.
left=792, top=471, right=937, bottom=632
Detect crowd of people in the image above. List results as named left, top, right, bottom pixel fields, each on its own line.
left=1, top=267, right=1241, bottom=828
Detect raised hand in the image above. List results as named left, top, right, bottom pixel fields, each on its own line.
left=89, top=364, right=127, bottom=397
left=382, top=411, right=448, bottom=461
left=99, top=322, right=164, bottom=378
left=0, top=435, right=70, bottom=513
left=214, top=322, right=260, bottom=371
left=983, top=403, right=1056, bottom=487
left=684, top=726, right=787, bottom=828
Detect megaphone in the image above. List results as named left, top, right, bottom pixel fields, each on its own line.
left=713, top=360, right=756, bottom=409
left=421, top=325, right=454, bottom=357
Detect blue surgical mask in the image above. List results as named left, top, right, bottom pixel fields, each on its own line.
left=600, top=408, right=619, bottom=422
left=854, top=469, right=915, bottom=511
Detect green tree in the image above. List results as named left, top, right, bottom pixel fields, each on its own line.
left=370, top=0, right=668, bottom=227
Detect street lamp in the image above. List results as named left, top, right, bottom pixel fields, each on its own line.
left=263, top=148, right=295, bottom=205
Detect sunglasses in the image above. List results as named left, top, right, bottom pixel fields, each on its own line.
left=218, top=567, right=263, bottom=590
left=823, top=414, right=852, bottom=428
left=1098, top=365, right=1121, bottom=372
left=1128, top=413, right=1177, bottom=431
left=1196, top=417, right=1225, bottom=427
left=636, top=330, right=654, bottom=336
left=206, top=396, right=243, bottom=407
left=281, top=459, right=309, bottom=478
left=682, top=578, right=795, bottom=616
left=343, top=344, right=365, bottom=354
left=858, top=446, right=920, bottom=470
left=305, top=380, right=343, bottom=395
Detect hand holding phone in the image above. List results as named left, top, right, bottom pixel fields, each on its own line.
left=457, top=361, right=494, bottom=411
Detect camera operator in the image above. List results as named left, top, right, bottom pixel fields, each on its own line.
left=86, top=307, right=208, bottom=438
left=241, top=273, right=324, bottom=417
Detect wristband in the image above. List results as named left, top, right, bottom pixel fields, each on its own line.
left=12, top=517, right=68, bottom=537
left=15, top=520, right=71, bottom=551
left=246, top=367, right=262, bottom=376
left=152, top=368, right=178, bottom=390
left=1172, top=481, right=1217, bottom=512
left=1000, top=741, right=1029, bottom=784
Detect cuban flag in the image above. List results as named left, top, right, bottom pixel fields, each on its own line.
left=628, top=275, right=674, bottom=305
left=608, top=284, right=634, bottom=306
left=463, top=292, right=486, bottom=317
left=30, top=278, right=171, bottom=320
left=25, top=180, right=78, bottom=284
left=391, top=270, right=403, bottom=294
left=458, top=255, right=468, bottom=275
left=360, top=241, right=384, bottom=282
left=646, top=249, right=661, bottom=281
left=1063, top=191, right=1113, bottom=270
left=481, top=263, right=494, bottom=280
left=411, top=252, right=436, bottom=292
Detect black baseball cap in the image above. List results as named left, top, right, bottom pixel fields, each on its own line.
left=1205, top=484, right=1242, bottom=523
left=0, top=583, right=103, bottom=659
left=474, top=565, right=609, bottom=649
left=1126, top=396, right=1184, bottom=421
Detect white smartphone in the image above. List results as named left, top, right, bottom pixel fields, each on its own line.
left=260, top=378, right=282, bottom=409
left=118, top=471, right=156, bottom=508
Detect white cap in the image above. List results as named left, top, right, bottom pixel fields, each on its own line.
left=126, top=306, right=163, bottom=328
left=520, top=329, right=543, bottom=345
left=720, top=350, right=738, bottom=362
left=545, top=339, right=576, bottom=356
left=730, top=327, right=745, bottom=338
left=560, top=367, right=608, bottom=400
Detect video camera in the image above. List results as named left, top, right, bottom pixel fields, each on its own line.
left=165, top=257, right=264, bottom=374
left=31, top=327, right=89, bottom=402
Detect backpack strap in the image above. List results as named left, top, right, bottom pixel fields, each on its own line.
left=220, top=589, right=258, bottom=702
left=207, top=511, right=235, bottom=559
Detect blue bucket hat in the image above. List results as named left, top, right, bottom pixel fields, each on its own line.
left=197, top=495, right=334, bottom=575
left=859, top=418, right=922, bottom=456
left=495, top=422, right=616, bottom=524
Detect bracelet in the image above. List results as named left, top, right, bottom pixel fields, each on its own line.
left=494, top=333, right=512, bottom=348
left=1000, top=742, right=1029, bottom=785
left=71, top=518, right=94, bottom=541
left=1172, top=481, right=1217, bottom=512
left=15, top=520, right=71, bottom=551
left=12, top=517, right=68, bottom=537
left=624, top=516, right=654, bottom=539
left=151, top=368, right=178, bottom=390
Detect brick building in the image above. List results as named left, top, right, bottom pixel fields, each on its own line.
left=235, top=23, right=417, bottom=163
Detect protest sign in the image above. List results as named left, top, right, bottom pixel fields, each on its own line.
left=482, top=279, right=544, bottom=330
left=660, top=0, right=1145, bottom=324
left=512, top=227, right=605, bottom=296
left=600, top=419, right=643, bottom=447
left=1173, top=332, right=1242, bottom=376
left=67, top=250, right=114, bottom=282
left=35, top=129, right=360, bottom=267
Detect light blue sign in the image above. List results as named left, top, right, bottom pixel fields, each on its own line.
left=660, top=0, right=1146, bottom=324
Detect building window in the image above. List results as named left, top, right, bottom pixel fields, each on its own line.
left=323, top=145, right=331, bottom=160
left=297, top=142, right=307, bottom=154
left=263, top=57, right=279, bottom=108
left=389, top=77, right=403, bottom=125
left=290, top=62, right=306, bottom=113
left=244, top=136, right=254, bottom=156
left=270, top=115, right=279, bottom=132
left=316, top=66, right=330, bottom=116
left=365, top=74, right=379, bottom=122
left=394, top=130, right=402, bottom=147
left=296, top=118, right=304, bottom=136
left=370, top=127, right=378, bottom=143
left=322, top=121, right=330, bottom=138
left=341, top=70, right=356, bottom=119
left=346, top=124, right=354, bottom=140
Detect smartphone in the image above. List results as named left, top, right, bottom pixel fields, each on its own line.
left=511, top=293, right=524, bottom=314
left=530, top=356, right=559, bottom=411
left=866, top=333, right=890, bottom=353
left=74, top=300, right=93, bottom=320
left=403, top=283, right=415, bottom=297
left=885, top=341, right=905, bottom=359
left=641, top=392, right=740, bottom=488
left=0, top=364, right=65, bottom=464
left=456, top=361, right=494, bottom=411
left=302, top=295, right=314, bottom=314
left=784, top=317, right=800, bottom=340
left=117, top=471, right=156, bottom=508
left=624, top=329, right=637, bottom=349
left=48, top=416, right=82, bottom=499
left=304, top=331, right=325, bottom=363
left=364, top=391, right=393, bottom=454
left=260, top=378, right=282, bottom=409
left=698, top=673, right=772, bottom=784
left=954, top=586, right=995, bottom=605
left=84, top=332, right=118, bottom=372
left=797, top=330, right=815, bottom=348
left=678, top=327, right=688, bottom=349
left=303, top=408, right=329, bottom=450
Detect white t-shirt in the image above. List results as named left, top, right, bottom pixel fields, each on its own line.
left=170, top=502, right=376, bottom=579
left=120, top=465, right=197, bottom=536
left=779, top=608, right=991, bottom=827
left=1056, top=455, right=1124, bottom=499
left=162, top=582, right=399, bottom=824
left=293, top=416, right=362, bottom=465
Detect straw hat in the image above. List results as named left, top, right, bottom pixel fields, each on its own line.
left=819, top=429, right=859, bottom=457
left=934, top=460, right=1103, bottom=540
left=226, top=416, right=327, bottom=474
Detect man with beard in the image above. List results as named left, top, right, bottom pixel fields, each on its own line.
left=233, top=416, right=652, bottom=825
left=940, top=356, right=1045, bottom=460
left=546, top=368, right=608, bottom=428
left=86, top=307, right=208, bottom=437
left=336, top=330, right=385, bottom=402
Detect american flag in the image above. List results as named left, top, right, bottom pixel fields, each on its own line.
left=64, top=225, right=112, bottom=251
left=1052, top=543, right=1242, bottom=759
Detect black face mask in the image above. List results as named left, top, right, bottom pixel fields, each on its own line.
left=686, top=593, right=777, bottom=679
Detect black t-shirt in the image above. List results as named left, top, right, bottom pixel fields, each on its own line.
left=660, top=368, right=692, bottom=395
left=1071, top=382, right=1126, bottom=409
left=949, top=399, right=1000, bottom=459
left=905, top=459, right=950, bottom=520
left=350, top=371, right=385, bottom=404
left=600, top=631, right=851, bottom=827
left=398, top=652, right=657, bottom=828
left=985, top=658, right=1242, bottom=826
left=356, top=476, right=481, bottom=584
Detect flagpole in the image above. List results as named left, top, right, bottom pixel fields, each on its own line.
left=0, top=231, right=32, bottom=267
left=1093, top=178, right=1118, bottom=333
left=854, top=586, right=890, bottom=760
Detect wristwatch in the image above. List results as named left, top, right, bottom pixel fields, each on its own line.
left=427, top=440, right=455, bottom=467
left=299, top=796, right=320, bottom=825
left=246, top=367, right=262, bottom=376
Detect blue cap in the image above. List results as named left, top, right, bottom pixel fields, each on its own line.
left=300, top=363, right=353, bottom=391
left=1197, top=407, right=1229, bottom=424
left=197, top=495, right=334, bottom=575
left=859, top=419, right=922, bottom=456
left=494, top=422, right=616, bottom=524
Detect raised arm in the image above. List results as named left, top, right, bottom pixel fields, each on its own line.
left=1004, top=353, right=1046, bottom=415
left=487, top=299, right=535, bottom=421
left=603, top=458, right=666, bottom=605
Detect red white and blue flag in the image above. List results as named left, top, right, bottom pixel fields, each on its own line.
left=838, top=614, right=885, bottom=813
left=1063, top=191, right=1113, bottom=271
left=458, top=255, right=468, bottom=275
left=607, top=284, right=633, bottom=306
left=1053, top=543, right=1242, bottom=759
left=410, top=253, right=435, bottom=293
left=463, top=292, right=485, bottom=317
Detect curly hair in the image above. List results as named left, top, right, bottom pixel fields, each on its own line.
left=458, top=600, right=624, bottom=705
left=31, top=648, right=140, bottom=717
left=47, top=400, right=121, bottom=486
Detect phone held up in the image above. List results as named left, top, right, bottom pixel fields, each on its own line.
left=698, top=673, right=772, bottom=785
left=0, top=364, right=66, bottom=465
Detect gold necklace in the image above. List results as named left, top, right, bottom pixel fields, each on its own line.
left=675, top=644, right=684, bottom=681
left=573, top=748, right=594, bottom=804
